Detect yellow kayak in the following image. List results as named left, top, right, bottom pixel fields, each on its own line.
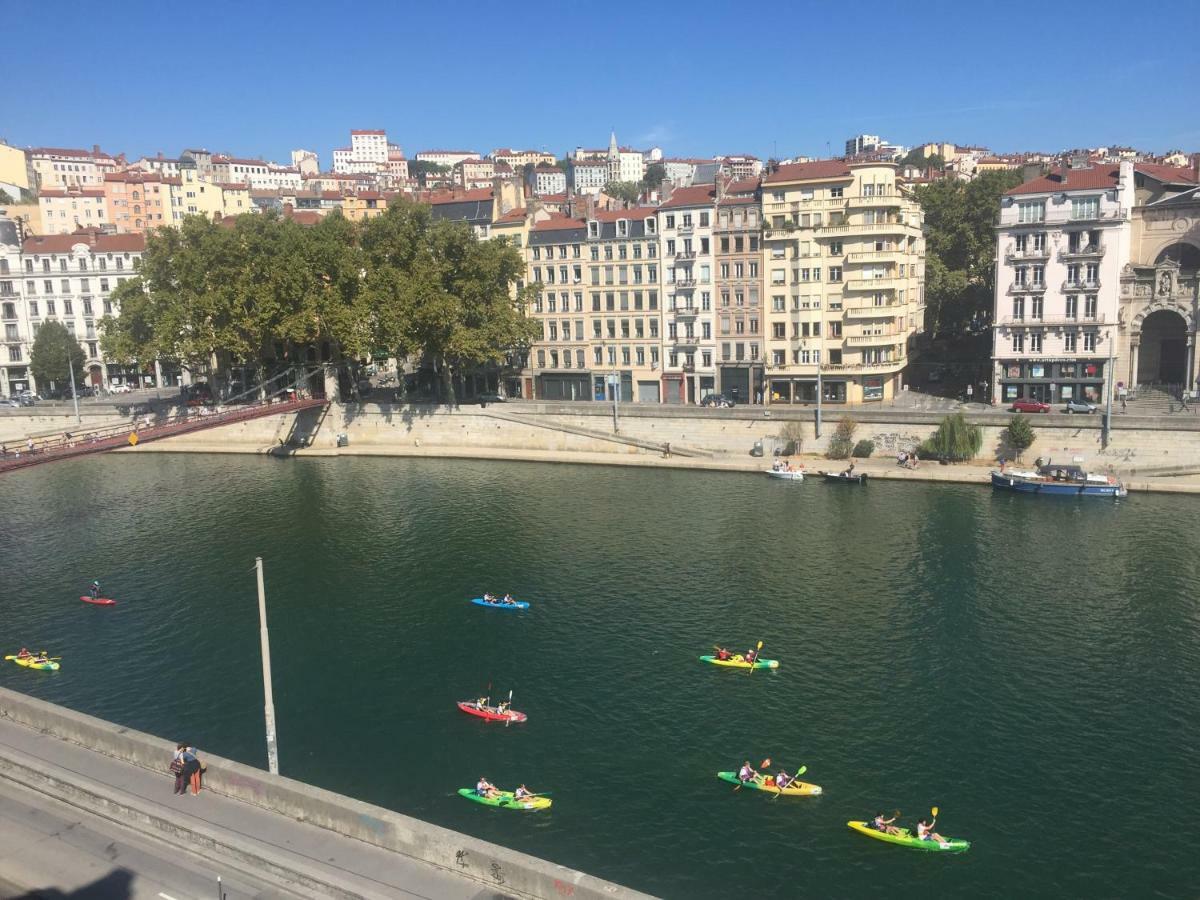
left=716, top=772, right=822, bottom=795
left=5, top=654, right=59, bottom=671
left=699, top=654, right=778, bottom=670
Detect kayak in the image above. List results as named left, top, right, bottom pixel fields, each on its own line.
left=847, top=820, right=969, bottom=852
left=80, top=596, right=117, bottom=606
left=456, top=788, right=551, bottom=810
left=470, top=597, right=529, bottom=610
left=716, top=771, right=822, bottom=796
left=4, top=654, right=59, bottom=671
left=456, top=701, right=528, bottom=723
left=699, top=655, right=779, bottom=670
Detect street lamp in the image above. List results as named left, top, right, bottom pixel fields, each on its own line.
left=253, top=557, right=279, bottom=775
left=67, top=353, right=81, bottom=426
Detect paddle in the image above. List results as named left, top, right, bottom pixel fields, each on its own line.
left=505, top=689, right=514, bottom=728
left=734, top=758, right=771, bottom=791
left=748, top=640, right=763, bottom=675
left=770, top=764, right=807, bottom=800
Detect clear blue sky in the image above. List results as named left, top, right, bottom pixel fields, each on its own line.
left=6, top=0, right=1197, bottom=165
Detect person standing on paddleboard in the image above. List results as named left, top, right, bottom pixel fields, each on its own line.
left=89, top=580, right=100, bottom=600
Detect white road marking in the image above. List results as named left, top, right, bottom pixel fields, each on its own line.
left=158, top=893, right=180, bottom=900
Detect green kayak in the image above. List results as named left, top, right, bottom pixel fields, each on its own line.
left=847, top=820, right=969, bottom=852
left=457, top=788, right=551, bottom=811
left=699, top=655, right=779, bottom=670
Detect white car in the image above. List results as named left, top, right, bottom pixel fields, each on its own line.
left=109, top=383, right=132, bottom=394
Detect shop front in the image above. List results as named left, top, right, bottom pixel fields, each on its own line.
left=998, top=359, right=1106, bottom=404
left=536, top=372, right=590, bottom=401
left=767, top=377, right=847, bottom=404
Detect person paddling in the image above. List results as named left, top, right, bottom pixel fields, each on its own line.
left=89, top=580, right=101, bottom=600
left=737, top=760, right=760, bottom=784
left=502, top=594, right=516, bottom=605
left=513, top=784, right=533, bottom=801
left=774, top=769, right=794, bottom=790
left=916, top=816, right=947, bottom=843
left=476, top=777, right=498, bottom=799
left=872, top=811, right=901, bottom=835
left=744, top=646, right=758, bottom=664
left=16, top=648, right=31, bottom=660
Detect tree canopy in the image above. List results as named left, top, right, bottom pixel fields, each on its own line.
left=642, top=162, right=666, bottom=190
left=101, top=205, right=538, bottom=399
left=30, top=319, right=85, bottom=388
left=603, top=181, right=642, bottom=205
left=408, top=160, right=451, bottom=186
left=914, top=169, right=1024, bottom=337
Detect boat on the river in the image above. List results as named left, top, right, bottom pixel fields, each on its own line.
left=5, top=654, right=59, bottom=671
left=765, top=467, right=804, bottom=481
left=847, top=820, right=970, bottom=852
left=457, top=788, right=551, bottom=810
left=716, top=771, right=822, bottom=795
left=990, top=464, right=1126, bottom=498
left=456, top=700, right=527, bottom=723
left=470, top=597, right=529, bottom=610
left=80, top=595, right=117, bottom=606
left=819, top=471, right=868, bottom=485
left=699, top=654, right=779, bottom=670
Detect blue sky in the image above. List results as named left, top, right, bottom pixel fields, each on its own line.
left=6, top=0, right=1197, bottom=165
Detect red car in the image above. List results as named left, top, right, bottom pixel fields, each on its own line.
left=1010, top=399, right=1051, bottom=413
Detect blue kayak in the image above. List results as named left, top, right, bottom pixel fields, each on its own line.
left=470, top=597, right=530, bottom=610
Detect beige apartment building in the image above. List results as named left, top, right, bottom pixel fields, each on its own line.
left=714, top=178, right=764, bottom=403
left=524, top=209, right=662, bottom=402
left=761, top=160, right=924, bottom=405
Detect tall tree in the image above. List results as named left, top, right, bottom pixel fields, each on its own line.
left=642, top=162, right=666, bottom=190
left=915, top=169, right=1023, bottom=336
left=30, top=320, right=85, bottom=388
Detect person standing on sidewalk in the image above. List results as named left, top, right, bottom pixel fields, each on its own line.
left=170, top=744, right=188, bottom=794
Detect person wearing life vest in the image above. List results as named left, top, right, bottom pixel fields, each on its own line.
left=745, top=647, right=758, bottom=664
left=715, top=647, right=732, bottom=661
left=737, top=761, right=759, bottom=784
left=476, top=777, right=498, bottom=798
left=16, top=648, right=30, bottom=659
left=774, top=769, right=794, bottom=790
left=89, top=580, right=100, bottom=600
left=513, top=784, right=532, bottom=801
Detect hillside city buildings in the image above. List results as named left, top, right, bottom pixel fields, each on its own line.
left=1, top=127, right=1195, bottom=405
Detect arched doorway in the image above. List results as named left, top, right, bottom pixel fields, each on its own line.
left=88, top=364, right=103, bottom=387
left=1154, top=242, right=1200, bottom=270
left=1138, top=309, right=1188, bottom=385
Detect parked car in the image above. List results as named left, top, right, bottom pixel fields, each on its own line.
left=184, top=383, right=213, bottom=406
left=478, top=392, right=506, bottom=403
left=1010, top=399, right=1051, bottom=413
left=3, top=397, right=21, bottom=408
left=700, top=393, right=735, bottom=409
left=8, top=394, right=34, bottom=407
left=1063, top=399, right=1098, bottom=414
left=109, top=383, right=133, bottom=394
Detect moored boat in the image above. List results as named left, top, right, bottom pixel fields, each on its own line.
left=819, top=471, right=868, bottom=485
left=765, top=468, right=804, bottom=481
left=990, top=464, right=1126, bottom=498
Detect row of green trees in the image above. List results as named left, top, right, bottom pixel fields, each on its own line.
left=822, top=412, right=1036, bottom=462
left=101, top=202, right=538, bottom=398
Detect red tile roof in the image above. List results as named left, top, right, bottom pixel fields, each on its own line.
left=763, top=160, right=852, bottom=184
left=726, top=177, right=760, bottom=194
left=593, top=207, right=657, bottom=221
left=215, top=182, right=249, bottom=191
left=420, top=187, right=494, bottom=205
left=29, top=147, right=115, bottom=160
left=539, top=192, right=567, bottom=202
left=1006, top=166, right=1120, bottom=196
left=24, top=229, right=145, bottom=253
left=1135, top=163, right=1196, bottom=184
left=660, top=185, right=717, bottom=209
left=534, top=164, right=563, bottom=173
left=495, top=207, right=528, bottom=223
left=532, top=213, right=585, bottom=232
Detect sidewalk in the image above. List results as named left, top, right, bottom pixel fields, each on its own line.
left=0, top=716, right=481, bottom=900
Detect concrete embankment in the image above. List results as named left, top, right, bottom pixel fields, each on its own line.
left=0, top=686, right=652, bottom=900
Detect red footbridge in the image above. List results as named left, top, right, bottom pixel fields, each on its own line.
left=0, top=396, right=328, bottom=474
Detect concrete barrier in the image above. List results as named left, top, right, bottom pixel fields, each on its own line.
left=0, top=687, right=650, bottom=900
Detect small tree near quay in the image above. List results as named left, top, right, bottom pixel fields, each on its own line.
left=919, top=412, right=982, bottom=462
left=826, top=417, right=858, bottom=459
left=852, top=439, right=876, bottom=458
left=30, top=320, right=85, bottom=390
left=777, top=420, right=804, bottom=456
left=1002, top=414, right=1036, bottom=461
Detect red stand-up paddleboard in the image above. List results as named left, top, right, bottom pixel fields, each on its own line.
left=456, top=701, right=527, bottom=723
left=80, top=596, right=117, bottom=606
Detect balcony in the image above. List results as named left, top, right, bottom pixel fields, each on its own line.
left=1004, top=248, right=1051, bottom=263
left=995, top=315, right=1107, bottom=327
left=848, top=250, right=902, bottom=263
left=672, top=279, right=696, bottom=290
left=844, top=303, right=901, bottom=319
left=822, top=359, right=905, bottom=373
left=681, top=363, right=696, bottom=373
left=845, top=194, right=902, bottom=208
left=673, top=333, right=701, bottom=346
left=674, top=251, right=696, bottom=261
left=1061, top=280, right=1100, bottom=293
left=1007, top=282, right=1047, bottom=295
left=1059, top=245, right=1105, bottom=261
left=677, top=224, right=694, bottom=235
left=672, top=307, right=698, bottom=318
left=844, top=277, right=900, bottom=292
left=846, top=332, right=902, bottom=345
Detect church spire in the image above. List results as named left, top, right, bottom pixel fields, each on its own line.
left=609, top=129, right=618, bottom=157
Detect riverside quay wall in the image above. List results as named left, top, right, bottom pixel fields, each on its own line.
left=4, top=401, right=1200, bottom=474
left=0, top=686, right=651, bottom=900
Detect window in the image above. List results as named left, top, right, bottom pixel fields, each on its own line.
left=1066, top=264, right=1080, bottom=285
left=830, top=187, right=843, bottom=199
left=772, top=295, right=785, bottom=312
left=1014, top=267, right=1027, bottom=286
left=1065, top=295, right=1078, bottom=319
left=1031, top=296, right=1043, bottom=320
left=829, top=267, right=842, bottom=283
left=773, top=350, right=785, bottom=366
left=1064, top=332, right=1077, bottom=352
left=1031, top=266, right=1043, bottom=287
left=1084, top=295, right=1097, bottom=319
left=1017, top=201, right=1045, bottom=223
left=1071, top=196, right=1100, bottom=220
left=1012, top=333, right=1024, bottom=352
left=1085, top=263, right=1099, bottom=286
left=1030, top=333, right=1042, bottom=353
left=1083, top=332, right=1096, bottom=352
left=773, top=322, right=786, bottom=338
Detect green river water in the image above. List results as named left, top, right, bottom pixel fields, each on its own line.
left=1, top=455, right=1197, bottom=898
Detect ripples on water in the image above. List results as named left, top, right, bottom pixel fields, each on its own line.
left=1, top=455, right=1198, bottom=898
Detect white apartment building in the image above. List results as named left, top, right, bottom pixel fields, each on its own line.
left=291, top=149, right=319, bottom=176
left=0, top=216, right=30, bottom=394
left=718, top=156, right=762, bottom=180
left=570, top=159, right=608, bottom=194
left=491, top=149, right=556, bottom=169
left=38, top=187, right=109, bottom=235
left=131, top=155, right=182, bottom=177
left=210, top=156, right=302, bottom=191
left=332, top=148, right=353, bottom=173
left=658, top=185, right=718, bottom=403
left=415, top=150, right=478, bottom=168
left=29, top=147, right=121, bottom=189
left=350, top=130, right=388, bottom=164
left=529, top=165, right=566, bottom=196
left=762, top=160, right=925, bottom=406
left=992, top=161, right=1134, bottom=405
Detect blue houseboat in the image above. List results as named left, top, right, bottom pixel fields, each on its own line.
left=990, top=464, right=1127, bottom=498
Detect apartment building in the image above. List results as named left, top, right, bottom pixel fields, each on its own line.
left=210, top=156, right=302, bottom=191
left=0, top=215, right=29, bottom=394
left=492, top=149, right=556, bottom=170
left=29, top=146, right=121, bottom=189
left=103, top=172, right=174, bottom=233
left=718, top=156, right=762, bottom=180
left=528, top=165, right=566, bottom=196
left=569, top=159, right=608, bottom=195
left=658, top=185, right=717, bottom=403
left=341, top=191, right=390, bottom=221
left=38, top=187, right=110, bottom=235
left=524, top=209, right=662, bottom=402
left=761, top=160, right=924, bottom=405
left=0, top=141, right=33, bottom=197
left=993, top=159, right=1200, bottom=403
left=415, top=150, right=478, bottom=169
left=453, top=158, right=495, bottom=189
left=16, top=229, right=153, bottom=391
left=714, top=178, right=764, bottom=402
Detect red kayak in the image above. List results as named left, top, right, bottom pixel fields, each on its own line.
left=456, top=701, right=527, bottom=723
left=80, top=596, right=117, bottom=606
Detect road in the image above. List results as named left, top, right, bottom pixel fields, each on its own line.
left=0, top=777, right=281, bottom=899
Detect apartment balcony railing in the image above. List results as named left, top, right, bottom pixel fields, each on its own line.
left=681, top=363, right=696, bottom=373
left=672, top=334, right=701, bottom=346
left=847, top=250, right=902, bottom=262
left=846, top=333, right=902, bottom=345
left=672, top=307, right=698, bottom=318
left=672, top=279, right=696, bottom=289
left=844, top=277, right=900, bottom=292
left=845, top=194, right=902, bottom=208
left=822, top=359, right=905, bottom=372
left=1059, top=245, right=1105, bottom=261
left=995, top=315, right=1107, bottom=327
left=1062, top=280, right=1101, bottom=292
left=844, top=303, right=902, bottom=319
left=714, top=219, right=759, bottom=232
left=677, top=224, right=694, bottom=235
left=1007, top=282, right=1046, bottom=295
left=1004, top=248, right=1051, bottom=262
left=674, top=251, right=696, bottom=261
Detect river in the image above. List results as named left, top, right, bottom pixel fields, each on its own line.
left=1, top=455, right=1196, bottom=898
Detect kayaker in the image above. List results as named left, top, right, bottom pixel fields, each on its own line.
left=715, top=647, right=732, bottom=661
left=774, top=769, right=794, bottom=790
left=16, top=648, right=30, bottom=659
left=475, top=696, right=490, bottom=710
left=33, top=650, right=49, bottom=664
left=513, top=784, right=532, bottom=800
left=744, top=647, right=758, bottom=664
left=89, top=580, right=100, bottom=600
left=502, top=594, right=515, bottom=605
left=482, top=592, right=495, bottom=603
left=497, top=700, right=511, bottom=716
left=872, top=811, right=901, bottom=835
left=476, top=777, right=498, bottom=799
left=737, top=761, right=759, bottom=784
left=916, top=817, right=947, bottom=843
